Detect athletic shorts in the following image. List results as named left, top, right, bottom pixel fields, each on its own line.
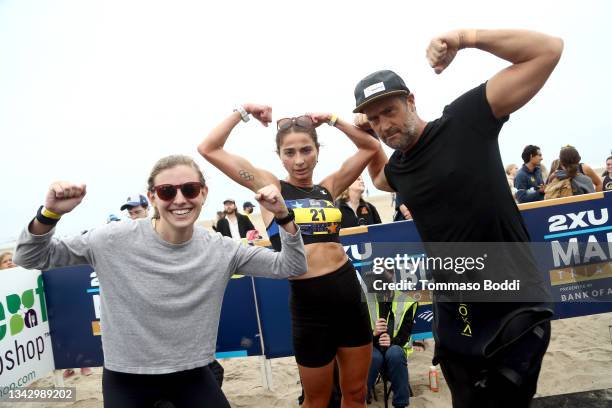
left=290, top=261, right=372, bottom=368
left=102, top=365, right=230, bottom=408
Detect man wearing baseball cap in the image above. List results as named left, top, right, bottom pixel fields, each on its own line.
left=120, top=194, right=149, bottom=220
left=355, top=29, right=563, bottom=407
left=216, top=198, right=255, bottom=240
left=242, top=201, right=256, bottom=215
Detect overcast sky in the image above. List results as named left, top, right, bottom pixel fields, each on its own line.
left=1, top=0, right=610, bottom=244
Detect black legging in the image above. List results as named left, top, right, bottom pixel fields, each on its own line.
left=102, top=366, right=231, bottom=408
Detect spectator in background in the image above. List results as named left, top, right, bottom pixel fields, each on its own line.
left=547, top=146, right=596, bottom=195
left=515, top=145, right=545, bottom=203
left=107, top=214, right=121, bottom=223
left=539, top=163, right=549, bottom=183
left=335, top=176, right=382, bottom=228
left=242, top=201, right=255, bottom=217
left=505, top=163, right=519, bottom=199
left=216, top=199, right=255, bottom=240
left=120, top=194, right=149, bottom=220
left=364, top=271, right=418, bottom=408
left=212, top=211, right=225, bottom=232
left=603, top=156, right=612, bottom=191
left=546, top=159, right=561, bottom=184
left=0, top=251, right=16, bottom=270
left=555, top=146, right=602, bottom=192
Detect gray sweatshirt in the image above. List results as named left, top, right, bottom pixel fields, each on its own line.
left=14, top=218, right=306, bottom=374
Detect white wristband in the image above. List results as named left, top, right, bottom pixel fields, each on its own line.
left=233, top=105, right=250, bottom=123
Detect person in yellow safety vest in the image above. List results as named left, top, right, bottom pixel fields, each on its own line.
left=366, top=290, right=418, bottom=408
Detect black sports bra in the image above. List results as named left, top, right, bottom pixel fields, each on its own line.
left=266, top=181, right=342, bottom=251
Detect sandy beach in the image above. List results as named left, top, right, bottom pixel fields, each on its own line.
left=3, top=312, right=611, bottom=408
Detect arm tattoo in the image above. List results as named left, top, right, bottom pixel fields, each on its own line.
left=239, top=169, right=255, bottom=182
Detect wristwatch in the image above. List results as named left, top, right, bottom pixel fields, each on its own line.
left=233, top=105, right=250, bottom=123
left=274, top=208, right=295, bottom=226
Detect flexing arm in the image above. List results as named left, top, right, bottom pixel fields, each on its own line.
left=198, top=104, right=279, bottom=192
left=427, top=29, right=563, bottom=119
left=231, top=184, right=304, bottom=278
left=315, top=114, right=381, bottom=198
left=14, top=182, right=92, bottom=270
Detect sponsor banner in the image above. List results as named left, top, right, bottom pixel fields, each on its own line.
left=252, top=278, right=292, bottom=359
left=43, top=266, right=263, bottom=369
left=0, top=267, right=54, bottom=399
left=216, top=275, right=262, bottom=357
left=42, top=266, right=103, bottom=369
left=255, top=192, right=612, bottom=359
left=32, top=192, right=612, bottom=364
left=521, top=192, right=612, bottom=305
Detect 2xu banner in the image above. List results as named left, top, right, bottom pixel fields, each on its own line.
left=30, top=191, right=612, bottom=366
left=0, top=267, right=55, bottom=399
left=256, top=191, right=612, bottom=358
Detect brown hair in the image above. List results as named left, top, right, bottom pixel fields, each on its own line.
left=547, top=159, right=561, bottom=183
left=275, top=126, right=320, bottom=154
left=147, top=155, right=206, bottom=219
left=559, top=146, right=581, bottom=179
left=336, top=189, right=350, bottom=202
left=604, top=156, right=612, bottom=177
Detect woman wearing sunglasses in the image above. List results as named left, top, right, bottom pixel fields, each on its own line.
left=13, top=154, right=307, bottom=408
left=199, top=105, right=380, bottom=407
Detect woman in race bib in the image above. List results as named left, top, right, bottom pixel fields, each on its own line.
left=199, top=105, right=380, bottom=407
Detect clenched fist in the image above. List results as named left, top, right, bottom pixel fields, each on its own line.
left=426, top=29, right=476, bottom=74
left=255, top=184, right=289, bottom=219
left=243, top=104, right=273, bottom=127
left=45, top=181, right=87, bottom=215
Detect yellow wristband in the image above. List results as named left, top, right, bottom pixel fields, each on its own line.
left=329, top=114, right=338, bottom=127
left=42, top=207, right=62, bottom=220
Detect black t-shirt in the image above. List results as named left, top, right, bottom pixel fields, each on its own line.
left=384, top=83, right=553, bottom=362
left=336, top=199, right=382, bottom=228
left=384, top=83, right=527, bottom=243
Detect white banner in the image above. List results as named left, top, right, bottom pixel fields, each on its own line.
left=0, top=267, right=55, bottom=398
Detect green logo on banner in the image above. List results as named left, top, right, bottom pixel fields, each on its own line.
left=0, top=275, right=47, bottom=341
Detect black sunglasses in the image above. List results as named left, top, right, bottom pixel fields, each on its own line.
left=276, top=115, right=314, bottom=131
left=151, top=182, right=203, bottom=201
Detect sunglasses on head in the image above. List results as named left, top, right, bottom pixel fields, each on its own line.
left=151, top=182, right=203, bottom=201
left=276, top=115, right=314, bottom=131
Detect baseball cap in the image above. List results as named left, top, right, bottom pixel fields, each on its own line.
left=120, top=194, right=149, bottom=211
left=243, top=201, right=256, bottom=209
left=223, top=198, right=236, bottom=205
left=107, top=214, right=121, bottom=223
left=353, top=70, right=410, bottom=113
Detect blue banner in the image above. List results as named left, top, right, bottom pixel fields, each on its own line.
left=42, top=192, right=612, bottom=365
left=42, top=265, right=102, bottom=369
left=255, top=192, right=612, bottom=359
left=44, top=268, right=263, bottom=368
